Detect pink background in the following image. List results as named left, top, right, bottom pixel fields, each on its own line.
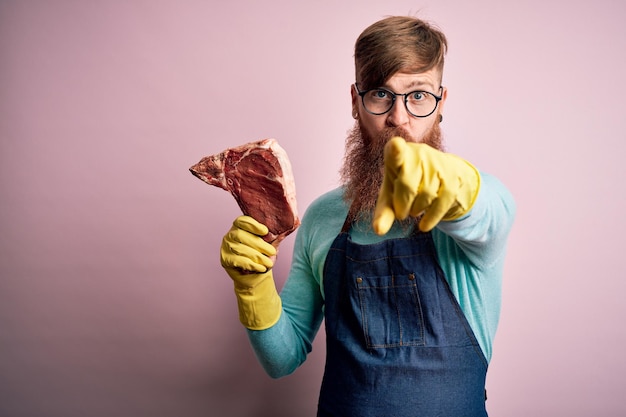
left=1, top=1, right=625, bottom=416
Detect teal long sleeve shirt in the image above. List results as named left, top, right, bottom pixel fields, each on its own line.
left=247, top=172, right=516, bottom=378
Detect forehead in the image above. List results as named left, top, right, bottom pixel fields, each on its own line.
left=382, top=69, right=441, bottom=91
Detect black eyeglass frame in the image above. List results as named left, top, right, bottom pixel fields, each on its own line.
left=354, top=83, right=444, bottom=118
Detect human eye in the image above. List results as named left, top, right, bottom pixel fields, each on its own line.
left=368, top=89, right=391, bottom=100
left=409, top=91, right=426, bottom=101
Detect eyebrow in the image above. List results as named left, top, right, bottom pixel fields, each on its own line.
left=404, top=80, right=435, bottom=91
left=381, top=79, right=437, bottom=93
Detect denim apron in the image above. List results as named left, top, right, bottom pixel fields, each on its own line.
left=317, top=215, right=488, bottom=417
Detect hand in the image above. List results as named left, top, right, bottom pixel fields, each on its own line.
left=221, top=215, right=276, bottom=279
left=373, top=137, right=480, bottom=234
left=220, top=216, right=282, bottom=330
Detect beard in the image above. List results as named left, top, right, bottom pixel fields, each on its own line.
left=339, top=118, right=444, bottom=223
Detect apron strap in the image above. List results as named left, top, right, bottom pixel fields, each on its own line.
left=341, top=204, right=359, bottom=233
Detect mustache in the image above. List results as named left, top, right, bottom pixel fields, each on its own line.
left=377, top=126, right=417, bottom=144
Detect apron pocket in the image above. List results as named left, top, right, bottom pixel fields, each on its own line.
left=353, top=273, right=425, bottom=348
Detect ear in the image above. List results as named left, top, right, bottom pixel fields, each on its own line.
left=438, top=86, right=448, bottom=115
left=350, top=84, right=358, bottom=113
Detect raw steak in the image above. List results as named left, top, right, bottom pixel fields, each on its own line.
left=189, top=138, right=299, bottom=246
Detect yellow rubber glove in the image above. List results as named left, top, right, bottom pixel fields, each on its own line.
left=220, top=215, right=282, bottom=330
left=373, top=137, right=481, bottom=235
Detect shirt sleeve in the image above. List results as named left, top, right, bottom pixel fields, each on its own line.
left=432, top=172, right=516, bottom=361
left=436, top=172, right=517, bottom=270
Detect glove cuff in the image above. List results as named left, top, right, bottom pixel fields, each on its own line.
left=443, top=157, right=481, bottom=221
left=233, top=271, right=282, bottom=330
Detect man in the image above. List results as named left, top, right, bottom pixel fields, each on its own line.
left=219, top=16, right=516, bottom=416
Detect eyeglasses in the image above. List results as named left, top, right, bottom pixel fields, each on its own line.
left=354, top=83, right=443, bottom=118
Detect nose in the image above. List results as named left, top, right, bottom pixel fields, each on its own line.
left=385, top=98, right=410, bottom=127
